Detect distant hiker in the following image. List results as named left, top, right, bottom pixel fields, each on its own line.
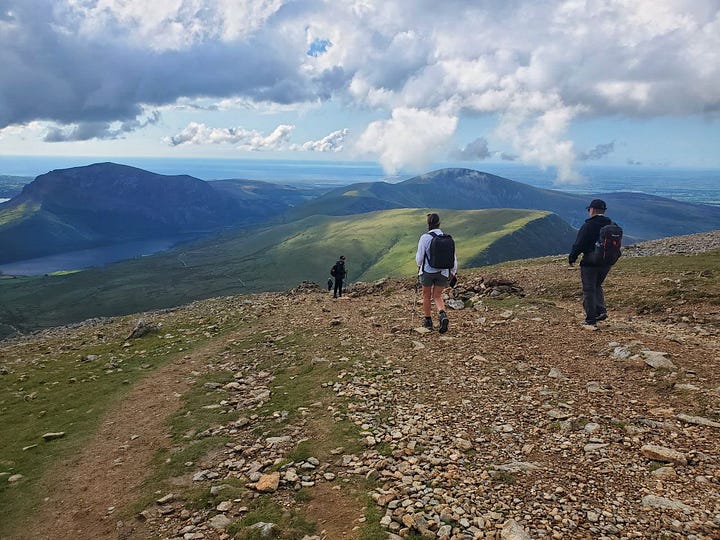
left=327, top=277, right=334, bottom=291
left=416, top=213, right=457, bottom=333
left=568, top=199, right=623, bottom=330
left=331, top=256, right=347, bottom=298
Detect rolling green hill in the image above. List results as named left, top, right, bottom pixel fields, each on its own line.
left=290, top=168, right=720, bottom=241
left=0, top=208, right=576, bottom=337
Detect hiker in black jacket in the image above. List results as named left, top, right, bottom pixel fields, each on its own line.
left=569, top=199, right=613, bottom=330
left=331, top=256, right=347, bottom=298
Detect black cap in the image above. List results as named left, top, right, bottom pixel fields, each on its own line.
left=586, top=199, right=606, bottom=211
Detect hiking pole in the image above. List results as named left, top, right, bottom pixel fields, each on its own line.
left=411, top=272, right=420, bottom=329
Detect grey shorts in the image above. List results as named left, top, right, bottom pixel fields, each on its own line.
left=420, top=272, right=449, bottom=288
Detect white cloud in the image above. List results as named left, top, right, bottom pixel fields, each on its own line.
left=1, top=0, right=719, bottom=176
left=356, top=108, right=457, bottom=174
left=297, top=128, right=349, bottom=152
left=165, top=122, right=294, bottom=150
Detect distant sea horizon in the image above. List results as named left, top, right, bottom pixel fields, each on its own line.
left=1, top=155, right=719, bottom=206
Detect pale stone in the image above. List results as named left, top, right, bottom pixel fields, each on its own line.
left=209, top=514, right=232, bottom=530
left=256, top=472, right=280, bottom=492
left=501, top=519, right=532, bottom=540
left=641, top=495, right=695, bottom=512
left=677, top=413, right=720, bottom=428
left=641, top=444, right=687, bottom=465
left=641, top=350, right=677, bottom=369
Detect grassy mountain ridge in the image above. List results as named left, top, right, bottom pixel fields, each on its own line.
left=291, top=168, right=720, bottom=240
left=0, top=208, right=575, bottom=336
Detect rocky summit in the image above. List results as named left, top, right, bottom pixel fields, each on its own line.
left=0, top=233, right=718, bottom=540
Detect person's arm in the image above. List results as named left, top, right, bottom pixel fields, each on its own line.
left=415, top=235, right=427, bottom=269
left=569, top=224, right=591, bottom=264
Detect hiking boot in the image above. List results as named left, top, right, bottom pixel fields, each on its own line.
left=581, top=322, right=599, bottom=331
left=595, top=312, right=608, bottom=322
left=438, top=311, right=449, bottom=334
left=423, top=317, right=434, bottom=330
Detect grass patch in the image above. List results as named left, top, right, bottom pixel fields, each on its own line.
left=0, top=311, right=233, bottom=538
left=232, top=495, right=316, bottom=540
left=489, top=470, right=517, bottom=485
left=359, top=495, right=389, bottom=540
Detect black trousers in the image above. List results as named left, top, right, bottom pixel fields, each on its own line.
left=334, top=278, right=344, bottom=297
left=580, top=264, right=611, bottom=324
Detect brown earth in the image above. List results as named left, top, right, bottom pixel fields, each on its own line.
left=5, top=246, right=720, bottom=540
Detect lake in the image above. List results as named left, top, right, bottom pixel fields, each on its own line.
left=0, top=237, right=191, bottom=276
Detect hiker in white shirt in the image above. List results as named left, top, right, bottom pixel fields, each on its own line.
left=415, top=213, right=457, bottom=333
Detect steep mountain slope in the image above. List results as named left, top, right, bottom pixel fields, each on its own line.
left=291, top=168, right=720, bottom=240
left=0, top=208, right=577, bottom=336
left=0, top=164, right=322, bottom=264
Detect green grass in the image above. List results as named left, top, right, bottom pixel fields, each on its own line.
left=0, top=208, right=558, bottom=337
left=0, top=310, right=233, bottom=538
left=231, top=496, right=316, bottom=539
left=0, top=200, right=39, bottom=227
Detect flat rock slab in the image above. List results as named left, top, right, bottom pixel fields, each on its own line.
left=641, top=350, right=677, bottom=370
left=42, top=432, right=66, bottom=441
left=642, top=495, right=695, bottom=512
left=677, top=413, right=720, bottom=428
left=640, top=444, right=687, bottom=465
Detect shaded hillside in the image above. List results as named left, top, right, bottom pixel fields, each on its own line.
left=291, top=168, right=720, bottom=241
left=0, top=208, right=575, bottom=336
left=208, top=178, right=324, bottom=219
left=0, top=164, right=322, bottom=264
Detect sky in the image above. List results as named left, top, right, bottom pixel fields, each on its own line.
left=0, top=0, right=719, bottom=184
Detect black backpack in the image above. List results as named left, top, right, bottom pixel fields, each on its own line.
left=331, top=261, right=344, bottom=278
left=426, top=232, right=455, bottom=269
left=588, top=222, right=623, bottom=265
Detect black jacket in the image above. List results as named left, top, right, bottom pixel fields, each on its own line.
left=333, top=260, right=347, bottom=279
left=569, top=214, right=612, bottom=266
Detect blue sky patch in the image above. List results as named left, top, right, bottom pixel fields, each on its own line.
left=307, top=38, right=331, bottom=57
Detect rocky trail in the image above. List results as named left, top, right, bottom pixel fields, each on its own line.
left=2, top=236, right=719, bottom=540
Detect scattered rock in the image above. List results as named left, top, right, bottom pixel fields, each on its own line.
left=640, top=444, right=688, bottom=465
left=501, top=519, right=532, bottom=539
left=641, top=350, right=677, bottom=370
left=126, top=319, right=158, bottom=339
left=677, top=413, right=720, bottom=428
left=208, top=514, right=232, bottom=530
left=641, top=495, right=695, bottom=512
left=42, top=432, right=65, bottom=441
left=255, top=472, right=280, bottom=492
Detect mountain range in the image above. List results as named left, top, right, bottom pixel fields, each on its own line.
left=0, top=163, right=318, bottom=263
left=2, top=161, right=720, bottom=336
left=290, top=168, right=720, bottom=240
left=2, top=163, right=720, bottom=266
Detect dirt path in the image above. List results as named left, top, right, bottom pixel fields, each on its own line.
left=21, top=331, right=246, bottom=540
left=12, top=257, right=719, bottom=539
